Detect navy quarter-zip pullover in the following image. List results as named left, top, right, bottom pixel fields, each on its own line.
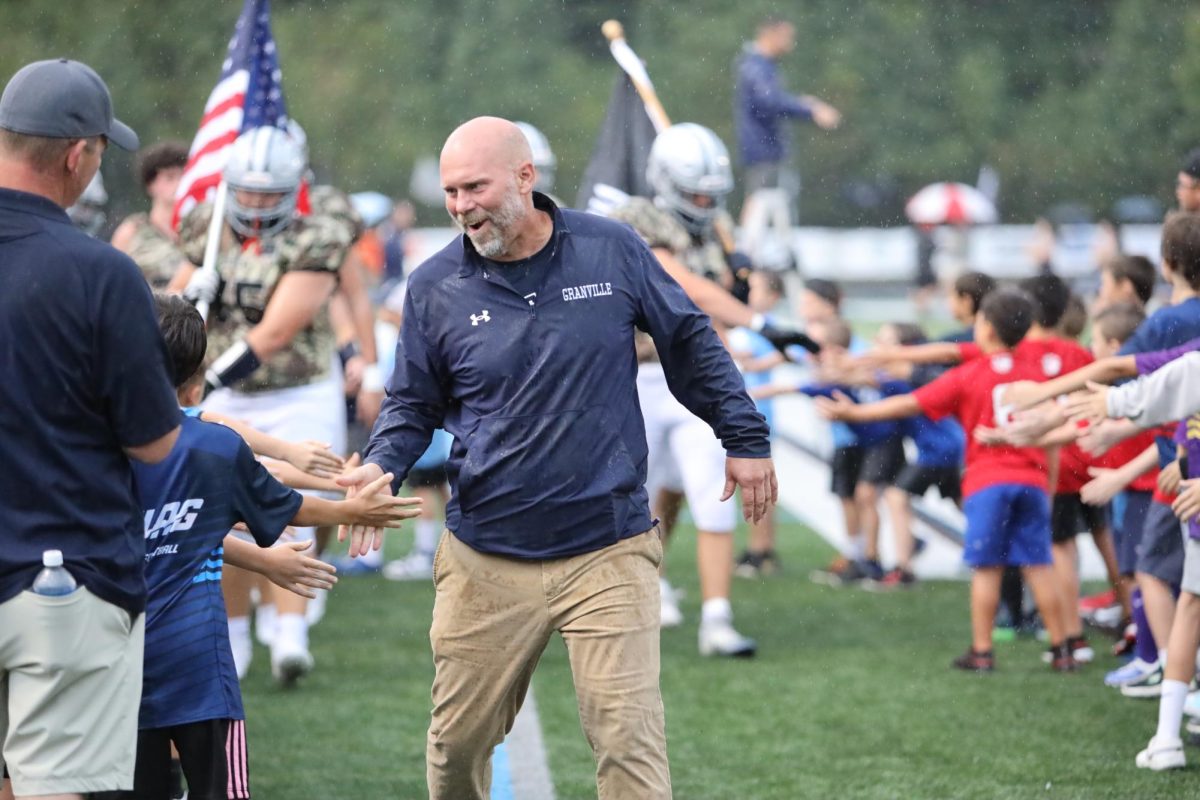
left=364, top=193, right=769, bottom=559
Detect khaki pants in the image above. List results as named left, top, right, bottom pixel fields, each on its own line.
left=0, top=587, right=144, bottom=796
left=427, top=529, right=671, bottom=800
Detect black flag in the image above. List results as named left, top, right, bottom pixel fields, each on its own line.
left=574, top=73, right=659, bottom=214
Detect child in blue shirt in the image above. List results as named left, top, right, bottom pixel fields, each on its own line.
left=118, top=294, right=420, bottom=800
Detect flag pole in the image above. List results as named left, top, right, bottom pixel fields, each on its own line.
left=195, top=180, right=227, bottom=322
left=601, top=21, right=671, bottom=134
left=600, top=20, right=736, bottom=254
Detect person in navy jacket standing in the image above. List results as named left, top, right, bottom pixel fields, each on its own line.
left=339, top=116, right=774, bottom=799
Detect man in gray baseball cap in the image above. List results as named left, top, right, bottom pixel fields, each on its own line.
left=0, top=59, right=180, bottom=799
left=0, top=58, right=139, bottom=212
left=0, top=58, right=138, bottom=151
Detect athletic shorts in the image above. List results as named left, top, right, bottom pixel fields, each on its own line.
left=961, top=484, right=1052, bottom=568
left=0, top=588, right=144, bottom=796
left=407, top=465, right=447, bottom=489
left=1050, top=493, right=1108, bottom=544
left=895, top=464, right=962, bottom=502
left=1136, top=500, right=1187, bottom=586
left=638, top=364, right=735, bottom=532
left=860, top=438, right=907, bottom=486
left=830, top=446, right=865, bottom=499
left=1111, top=490, right=1152, bottom=576
left=1183, top=538, right=1200, bottom=596
left=119, top=718, right=250, bottom=800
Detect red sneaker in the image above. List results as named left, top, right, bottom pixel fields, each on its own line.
left=1079, top=589, right=1116, bottom=612
left=952, top=648, right=995, bottom=673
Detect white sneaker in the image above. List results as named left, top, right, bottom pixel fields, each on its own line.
left=1135, top=736, right=1185, bottom=771
left=1105, top=658, right=1158, bottom=687
left=231, top=631, right=252, bottom=681
left=660, top=589, right=683, bottom=628
left=254, top=605, right=278, bottom=648
left=698, top=619, right=757, bottom=657
left=1183, top=689, right=1200, bottom=718
left=382, top=551, right=434, bottom=582
left=271, top=639, right=314, bottom=687
left=304, top=586, right=328, bottom=627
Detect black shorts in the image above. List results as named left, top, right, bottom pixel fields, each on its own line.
left=861, top=438, right=907, bottom=486
left=1051, top=493, right=1108, bottom=544
left=830, top=446, right=864, bottom=499
left=407, top=465, right=447, bottom=488
left=118, top=718, right=250, bottom=800
left=895, top=464, right=962, bottom=502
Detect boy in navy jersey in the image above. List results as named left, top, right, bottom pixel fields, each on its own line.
left=119, top=294, right=420, bottom=800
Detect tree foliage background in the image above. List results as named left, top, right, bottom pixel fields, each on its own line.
left=3, top=0, right=1199, bottom=226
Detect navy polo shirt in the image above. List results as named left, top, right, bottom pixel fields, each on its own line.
left=365, top=193, right=770, bottom=559
left=0, top=187, right=181, bottom=616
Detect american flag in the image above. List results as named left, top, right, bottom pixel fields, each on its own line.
left=172, top=0, right=289, bottom=228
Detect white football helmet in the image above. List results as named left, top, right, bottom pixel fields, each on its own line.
left=646, top=122, right=733, bottom=234
left=222, top=125, right=306, bottom=238
left=67, top=171, right=108, bottom=236
left=515, top=121, right=556, bottom=193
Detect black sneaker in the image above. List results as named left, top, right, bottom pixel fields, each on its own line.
left=1048, top=643, right=1079, bottom=673
left=734, top=550, right=763, bottom=579
left=830, top=558, right=882, bottom=585
left=864, top=567, right=916, bottom=592
left=1112, top=621, right=1136, bottom=658
left=952, top=648, right=995, bottom=673
left=759, top=549, right=781, bottom=576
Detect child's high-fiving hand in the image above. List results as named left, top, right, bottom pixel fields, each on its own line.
left=1063, top=382, right=1110, bottom=425
left=283, top=440, right=344, bottom=478
left=1172, top=479, right=1200, bottom=523
left=259, top=540, right=338, bottom=599
left=1159, top=460, right=1183, bottom=497
left=815, top=390, right=856, bottom=421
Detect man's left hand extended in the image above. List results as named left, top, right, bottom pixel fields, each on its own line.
left=722, top=456, right=778, bottom=524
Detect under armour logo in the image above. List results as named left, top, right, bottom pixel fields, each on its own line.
left=470, top=310, right=491, bottom=326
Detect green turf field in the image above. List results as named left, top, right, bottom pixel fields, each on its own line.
left=241, top=520, right=1200, bottom=799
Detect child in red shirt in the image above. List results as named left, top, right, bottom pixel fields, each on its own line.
left=819, top=288, right=1072, bottom=672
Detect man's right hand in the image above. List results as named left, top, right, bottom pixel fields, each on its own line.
left=336, top=461, right=387, bottom=557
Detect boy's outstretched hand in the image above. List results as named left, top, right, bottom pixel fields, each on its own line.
left=260, top=540, right=338, bottom=599
left=1173, top=479, right=1200, bottom=523
left=283, top=440, right=345, bottom=478
left=1159, top=460, right=1183, bottom=497
left=1063, top=382, right=1110, bottom=425
left=1081, top=467, right=1126, bottom=506
left=336, top=461, right=402, bottom=558
left=815, top=390, right=856, bottom=421
left=998, top=380, right=1044, bottom=411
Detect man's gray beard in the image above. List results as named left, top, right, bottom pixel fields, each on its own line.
left=454, top=190, right=525, bottom=259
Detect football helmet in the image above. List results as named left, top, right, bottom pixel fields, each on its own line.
left=222, top=125, right=306, bottom=238
left=515, top=121, right=556, bottom=193
left=646, top=123, right=733, bottom=234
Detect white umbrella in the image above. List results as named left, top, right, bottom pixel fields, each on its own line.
left=906, top=182, right=998, bottom=225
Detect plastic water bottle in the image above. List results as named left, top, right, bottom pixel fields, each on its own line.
left=31, top=550, right=77, bottom=596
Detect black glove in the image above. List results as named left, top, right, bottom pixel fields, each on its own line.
left=727, top=251, right=753, bottom=305
left=760, top=323, right=821, bottom=358
left=203, top=339, right=262, bottom=397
